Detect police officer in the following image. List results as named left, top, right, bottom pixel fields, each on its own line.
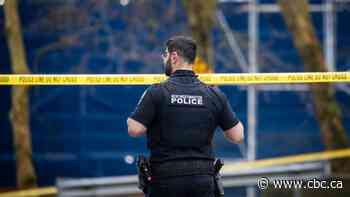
left=127, top=36, right=244, bottom=197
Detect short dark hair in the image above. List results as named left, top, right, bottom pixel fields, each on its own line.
left=165, top=36, right=197, bottom=64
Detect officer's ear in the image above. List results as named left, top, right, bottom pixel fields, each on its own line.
left=170, top=51, right=178, bottom=64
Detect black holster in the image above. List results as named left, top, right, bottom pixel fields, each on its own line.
left=136, top=155, right=151, bottom=194
left=214, top=159, right=224, bottom=197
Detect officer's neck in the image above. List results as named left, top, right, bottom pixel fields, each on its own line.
left=172, top=63, right=193, bottom=73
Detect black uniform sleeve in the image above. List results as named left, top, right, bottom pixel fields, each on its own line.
left=129, top=86, right=157, bottom=128
left=215, top=88, right=240, bottom=131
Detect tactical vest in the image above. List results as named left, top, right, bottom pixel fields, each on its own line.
left=148, top=77, right=223, bottom=163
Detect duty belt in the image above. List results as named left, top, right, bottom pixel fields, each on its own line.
left=151, top=159, right=214, bottom=178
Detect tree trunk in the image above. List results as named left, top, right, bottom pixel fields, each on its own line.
left=278, top=0, right=350, bottom=173
left=4, top=0, right=37, bottom=188
left=182, top=0, right=217, bottom=72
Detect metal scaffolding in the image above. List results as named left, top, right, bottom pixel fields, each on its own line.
left=217, top=0, right=338, bottom=197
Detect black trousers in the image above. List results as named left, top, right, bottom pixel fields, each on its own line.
left=147, top=174, right=215, bottom=197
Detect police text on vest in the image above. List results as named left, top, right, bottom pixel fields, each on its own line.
left=170, top=95, right=203, bottom=105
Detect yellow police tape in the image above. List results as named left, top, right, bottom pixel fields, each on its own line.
left=222, top=148, right=350, bottom=173
left=0, top=72, right=349, bottom=85
left=1, top=148, right=350, bottom=197
left=0, top=187, right=57, bottom=197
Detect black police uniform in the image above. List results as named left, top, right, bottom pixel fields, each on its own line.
left=130, top=70, right=240, bottom=197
